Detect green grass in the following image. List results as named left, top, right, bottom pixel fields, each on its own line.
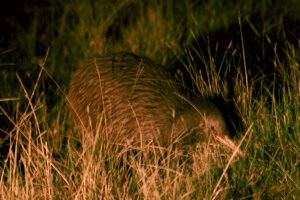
left=0, top=0, right=299, bottom=199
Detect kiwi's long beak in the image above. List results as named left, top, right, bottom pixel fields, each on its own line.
left=215, top=135, right=244, bottom=156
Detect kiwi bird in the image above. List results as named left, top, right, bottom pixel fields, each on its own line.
left=67, top=52, right=242, bottom=154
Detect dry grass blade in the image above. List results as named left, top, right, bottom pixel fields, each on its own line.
left=212, top=123, right=253, bottom=199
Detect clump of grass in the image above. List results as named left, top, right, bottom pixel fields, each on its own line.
left=4, top=41, right=299, bottom=199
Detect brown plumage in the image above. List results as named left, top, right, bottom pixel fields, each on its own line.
left=67, top=52, right=241, bottom=153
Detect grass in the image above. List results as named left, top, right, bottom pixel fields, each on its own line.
left=0, top=0, right=300, bottom=199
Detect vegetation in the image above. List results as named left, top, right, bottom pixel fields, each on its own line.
left=0, top=0, right=299, bottom=199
